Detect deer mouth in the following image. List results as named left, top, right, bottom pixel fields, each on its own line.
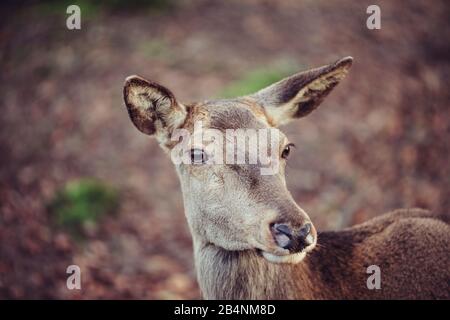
left=262, top=251, right=308, bottom=264
left=261, top=221, right=317, bottom=264
left=261, top=237, right=316, bottom=264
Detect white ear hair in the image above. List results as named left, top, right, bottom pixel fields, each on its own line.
left=123, top=75, right=187, bottom=140
left=252, top=56, right=353, bottom=126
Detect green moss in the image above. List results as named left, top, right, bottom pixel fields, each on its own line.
left=48, top=179, right=119, bottom=236
left=220, top=62, right=299, bottom=98
left=36, top=0, right=175, bottom=17
left=101, top=0, right=175, bottom=12
left=139, top=39, right=173, bottom=59
left=37, top=0, right=101, bottom=19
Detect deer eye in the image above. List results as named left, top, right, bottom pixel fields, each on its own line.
left=191, top=148, right=208, bottom=164
left=281, top=143, right=295, bottom=159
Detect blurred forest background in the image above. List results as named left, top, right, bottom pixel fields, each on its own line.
left=0, top=0, right=449, bottom=299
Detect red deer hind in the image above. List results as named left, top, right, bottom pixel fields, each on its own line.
left=123, top=57, right=450, bottom=299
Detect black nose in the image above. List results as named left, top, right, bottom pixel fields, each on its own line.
left=271, top=223, right=314, bottom=252
left=272, top=223, right=293, bottom=249
left=298, top=223, right=311, bottom=241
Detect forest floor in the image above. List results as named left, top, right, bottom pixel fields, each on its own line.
left=0, top=0, right=449, bottom=298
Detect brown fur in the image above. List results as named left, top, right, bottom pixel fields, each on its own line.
left=197, top=209, right=450, bottom=299
left=123, top=57, right=450, bottom=300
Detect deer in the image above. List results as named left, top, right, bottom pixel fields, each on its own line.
left=123, top=57, right=450, bottom=299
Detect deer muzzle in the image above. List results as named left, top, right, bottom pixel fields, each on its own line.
left=271, top=222, right=316, bottom=253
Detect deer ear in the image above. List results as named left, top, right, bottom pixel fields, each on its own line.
left=252, top=57, right=353, bottom=126
left=123, top=75, right=187, bottom=138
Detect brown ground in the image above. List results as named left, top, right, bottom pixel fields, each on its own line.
left=0, top=0, right=449, bottom=299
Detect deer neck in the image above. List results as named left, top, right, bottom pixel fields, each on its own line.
left=192, top=239, right=323, bottom=299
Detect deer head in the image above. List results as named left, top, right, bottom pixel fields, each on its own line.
left=123, top=57, right=353, bottom=264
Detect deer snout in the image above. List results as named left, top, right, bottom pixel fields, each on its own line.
left=271, top=222, right=316, bottom=253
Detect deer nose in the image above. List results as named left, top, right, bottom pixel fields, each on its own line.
left=271, top=222, right=315, bottom=252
